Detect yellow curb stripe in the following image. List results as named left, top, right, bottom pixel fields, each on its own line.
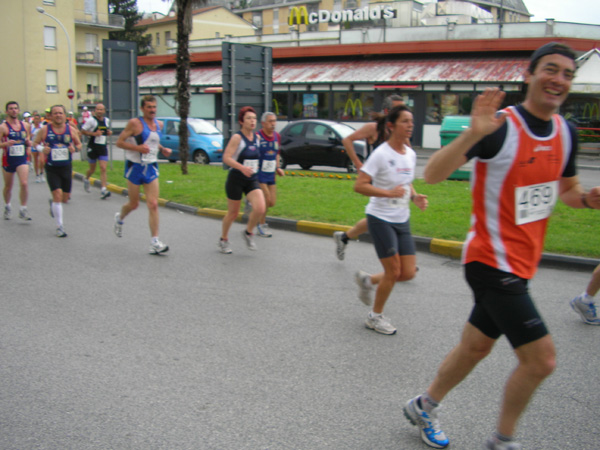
left=430, top=238, right=463, bottom=259
left=297, top=220, right=342, bottom=237
left=107, top=184, right=126, bottom=195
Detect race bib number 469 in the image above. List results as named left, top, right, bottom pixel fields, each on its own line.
left=515, top=181, right=558, bottom=225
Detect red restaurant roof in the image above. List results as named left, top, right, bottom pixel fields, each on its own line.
left=138, top=57, right=529, bottom=88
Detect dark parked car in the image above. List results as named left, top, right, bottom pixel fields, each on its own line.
left=158, top=117, right=223, bottom=164
left=279, top=119, right=366, bottom=173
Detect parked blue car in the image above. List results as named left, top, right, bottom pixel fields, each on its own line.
left=158, top=117, right=223, bottom=164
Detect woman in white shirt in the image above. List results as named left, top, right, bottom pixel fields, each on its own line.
left=353, top=105, right=428, bottom=335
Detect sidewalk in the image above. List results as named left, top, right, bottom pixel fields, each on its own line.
left=73, top=171, right=600, bottom=271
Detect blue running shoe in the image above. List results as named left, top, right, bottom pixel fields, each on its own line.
left=570, top=294, right=600, bottom=325
left=404, top=396, right=449, bottom=449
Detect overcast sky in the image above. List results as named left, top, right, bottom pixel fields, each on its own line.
left=135, top=0, right=600, bottom=25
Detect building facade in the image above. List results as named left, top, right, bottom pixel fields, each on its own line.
left=136, top=6, right=257, bottom=56
left=0, top=0, right=123, bottom=115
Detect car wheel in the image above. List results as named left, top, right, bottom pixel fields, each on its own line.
left=346, top=156, right=363, bottom=173
left=193, top=150, right=209, bottom=165
left=300, top=164, right=312, bottom=170
left=279, top=154, right=287, bottom=169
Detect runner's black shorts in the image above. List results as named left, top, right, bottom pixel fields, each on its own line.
left=465, top=261, right=548, bottom=349
left=45, top=164, right=72, bottom=193
left=225, top=169, right=260, bottom=201
left=367, top=214, right=415, bottom=259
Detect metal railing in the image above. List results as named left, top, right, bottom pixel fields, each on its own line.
left=73, top=10, right=125, bottom=29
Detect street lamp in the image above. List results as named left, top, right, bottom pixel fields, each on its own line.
left=36, top=6, right=74, bottom=113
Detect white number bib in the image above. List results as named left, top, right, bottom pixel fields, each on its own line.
left=261, top=159, right=276, bottom=173
left=9, top=144, right=25, bottom=157
left=244, top=159, right=259, bottom=173
left=95, top=135, right=106, bottom=145
left=515, top=181, right=558, bottom=225
left=141, top=147, right=159, bottom=164
left=51, top=146, right=69, bottom=161
left=388, top=185, right=410, bottom=209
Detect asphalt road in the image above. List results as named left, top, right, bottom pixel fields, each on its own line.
left=0, top=173, right=598, bottom=450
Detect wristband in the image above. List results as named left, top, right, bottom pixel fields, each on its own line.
left=582, top=193, right=593, bottom=209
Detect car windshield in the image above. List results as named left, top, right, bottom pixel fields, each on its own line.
left=188, top=118, right=221, bottom=135
left=328, top=122, right=356, bottom=138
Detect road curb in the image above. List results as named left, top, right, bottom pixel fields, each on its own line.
left=74, top=172, right=599, bottom=272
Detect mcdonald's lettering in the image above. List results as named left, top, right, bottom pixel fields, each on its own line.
left=288, top=5, right=396, bottom=26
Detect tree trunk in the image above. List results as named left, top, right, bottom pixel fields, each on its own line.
left=176, top=0, right=192, bottom=174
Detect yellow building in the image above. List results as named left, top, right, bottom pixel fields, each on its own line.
left=136, top=6, right=257, bottom=56
left=0, top=0, right=123, bottom=115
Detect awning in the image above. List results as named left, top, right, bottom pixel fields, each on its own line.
left=138, top=57, right=529, bottom=89
left=572, top=48, right=600, bottom=93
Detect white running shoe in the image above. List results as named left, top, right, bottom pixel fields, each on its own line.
left=257, top=223, right=272, bottom=237
left=84, top=178, right=91, bottom=193
left=484, top=435, right=521, bottom=450
left=570, top=294, right=600, bottom=325
left=333, top=231, right=347, bottom=261
left=354, top=270, right=373, bottom=306
left=114, top=212, right=123, bottom=237
left=365, top=313, right=396, bottom=335
left=101, top=189, right=111, bottom=200
left=56, top=226, right=67, bottom=238
left=4, top=205, right=11, bottom=220
left=149, top=240, right=169, bottom=254
left=404, top=396, right=449, bottom=448
left=218, top=239, right=232, bottom=254
left=242, top=230, right=257, bottom=250
left=18, top=208, right=32, bottom=221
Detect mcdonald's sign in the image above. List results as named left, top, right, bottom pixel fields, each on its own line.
left=288, top=5, right=395, bottom=26
left=289, top=6, right=309, bottom=26
left=344, top=98, right=363, bottom=118
left=583, top=102, right=599, bottom=119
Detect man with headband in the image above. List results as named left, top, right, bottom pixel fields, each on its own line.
left=402, top=43, right=600, bottom=449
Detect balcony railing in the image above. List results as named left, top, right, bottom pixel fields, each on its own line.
left=76, top=50, right=101, bottom=65
left=73, top=10, right=125, bottom=29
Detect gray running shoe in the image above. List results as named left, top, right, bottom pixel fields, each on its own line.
left=4, top=205, right=11, bottom=220
left=484, top=436, right=521, bottom=450
left=257, top=223, right=272, bottom=237
left=365, top=313, right=396, bottom=335
left=84, top=177, right=91, bottom=193
left=218, top=239, right=232, bottom=254
left=101, top=189, right=111, bottom=200
left=355, top=270, right=373, bottom=306
left=149, top=240, right=169, bottom=254
left=570, top=294, right=600, bottom=325
left=56, top=226, right=67, bottom=238
left=404, top=396, right=449, bottom=448
left=114, top=212, right=123, bottom=237
left=242, top=230, right=257, bottom=250
left=333, top=231, right=347, bottom=261
left=18, top=208, right=32, bottom=221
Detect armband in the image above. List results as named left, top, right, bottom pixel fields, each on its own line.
left=582, top=193, right=593, bottom=209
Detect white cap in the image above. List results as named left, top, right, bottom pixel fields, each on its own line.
left=23, top=112, right=31, bottom=118
left=83, top=106, right=88, bottom=110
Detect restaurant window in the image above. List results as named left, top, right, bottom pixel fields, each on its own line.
left=273, top=92, right=288, bottom=119
left=333, top=92, right=375, bottom=121
left=425, top=93, right=473, bottom=124
left=291, top=91, right=330, bottom=119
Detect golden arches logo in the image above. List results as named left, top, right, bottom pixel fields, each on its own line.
left=344, top=98, right=363, bottom=117
left=288, top=6, right=309, bottom=26
left=583, top=102, right=599, bottom=119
